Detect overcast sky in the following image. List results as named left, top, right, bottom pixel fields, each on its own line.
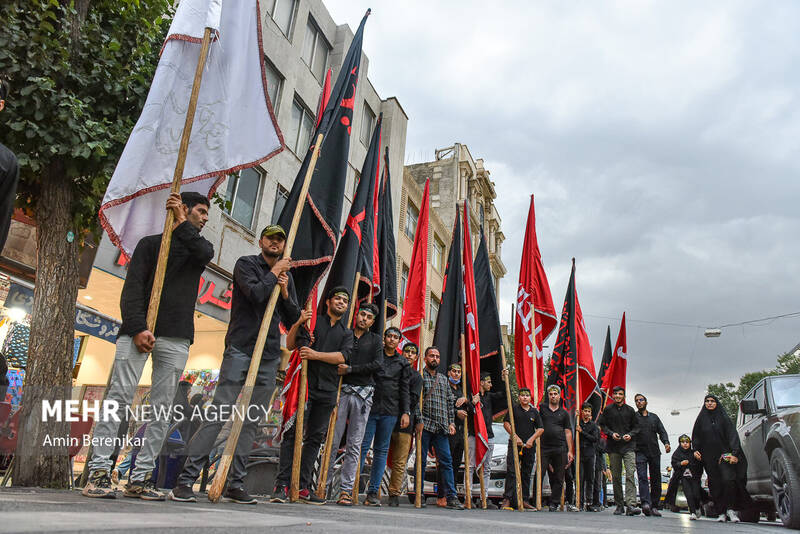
left=326, top=0, right=800, bottom=446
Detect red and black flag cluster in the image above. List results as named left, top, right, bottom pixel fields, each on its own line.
left=277, top=11, right=369, bottom=307
left=371, top=147, right=398, bottom=334
left=546, top=259, right=597, bottom=419
left=321, top=113, right=382, bottom=315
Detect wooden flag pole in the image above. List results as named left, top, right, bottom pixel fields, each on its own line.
left=415, top=351, right=424, bottom=508
left=207, top=131, right=325, bottom=502
left=146, top=27, right=213, bottom=333
left=460, top=333, right=472, bottom=509
left=500, top=346, right=524, bottom=511
left=290, top=358, right=309, bottom=501
left=316, top=272, right=361, bottom=500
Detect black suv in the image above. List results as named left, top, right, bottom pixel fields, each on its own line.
left=738, top=374, right=800, bottom=528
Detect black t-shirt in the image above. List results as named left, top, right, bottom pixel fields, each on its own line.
left=539, top=403, right=571, bottom=452
left=298, top=314, right=354, bottom=394
left=503, top=403, right=543, bottom=442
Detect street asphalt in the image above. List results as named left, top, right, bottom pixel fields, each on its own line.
left=0, top=487, right=787, bottom=533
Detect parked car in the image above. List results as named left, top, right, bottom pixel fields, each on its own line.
left=738, top=374, right=800, bottom=528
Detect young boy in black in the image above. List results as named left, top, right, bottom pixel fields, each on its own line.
left=671, top=434, right=704, bottom=520
left=577, top=403, right=600, bottom=511
left=500, top=388, right=543, bottom=510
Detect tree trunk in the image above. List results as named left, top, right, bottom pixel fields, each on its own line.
left=13, top=160, right=79, bottom=488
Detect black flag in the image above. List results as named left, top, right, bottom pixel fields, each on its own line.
left=473, top=227, right=503, bottom=388
left=590, top=326, right=613, bottom=418
left=371, top=146, right=397, bottom=334
left=322, top=113, right=381, bottom=314
left=432, top=208, right=463, bottom=372
left=277, top=11, right=369, bottom=306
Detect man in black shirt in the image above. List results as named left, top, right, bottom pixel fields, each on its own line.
left=170, top=224, right=298, bottom=504
left=634, top=393, right=670, bottom=516
left=359, top=327, right=410, bottom=506
left=388, top=342, right=422, bottom=507
left=597, top=386, right=641, bottom=516
left=539, top=384, right=573, bottom=511
left=577, top=403, right=600, bottom=511
left=272, top=286, right=354, bottom=504
left=83, top=192, right=213, bottom=500
left=326, top=303, right=383, bottom=506
left=500, top=388, right=543, bottom=510
left=0, top=75, right=19, bottom=253
left=437, top=363, right=471, bottom=507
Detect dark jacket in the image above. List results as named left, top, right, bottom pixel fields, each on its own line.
left=468, top=390, right=505, bottom=439
left=343, top=330, right=383, bottom=387
left=635, top=411, right=670, bottom=457
left=118, top=221, right=214, bottom=343
left=226, top=254, right=300, bottom=360
left=578, top=418, right=600, bottom=454
left=370, top=351, right=410, bottom=417
left=597, top=402, right=639, bottom=454
left=396, top=370, right=423, bottom=435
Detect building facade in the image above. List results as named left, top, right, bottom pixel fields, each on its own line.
left=397, top=143, right=507, bottom=352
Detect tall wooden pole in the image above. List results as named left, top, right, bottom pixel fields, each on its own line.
left=460, top=333, right=472, bottom=509
left=414, top=351, right=424, bottom=508
left=208, top=131, right=325, bottom=502
left=501, top=346, right=524, bottom=511
left=316, top=272, right=361, bottom=500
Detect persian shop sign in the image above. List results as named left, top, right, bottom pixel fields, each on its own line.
left=93, top=237, right=232, bottom=324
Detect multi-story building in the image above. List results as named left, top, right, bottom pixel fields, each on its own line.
left=0, top=0, right=407, bottom=394
left=397, top=143, right=506, bottom=351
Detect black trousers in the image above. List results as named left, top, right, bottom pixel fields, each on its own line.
left=565, top=462, right=575, bottom=504
left=541, top=449, right=566, bottom=505
left=636, top=452, right=662, bottom=506
left=504, top=444, right=535, bottom=501
left=276, top=391, right=336, bottom=490
left=580, top=450, right=596, bottom=506
left=680, top=475, right=702, bottom=514
left=593, top=457, right=606, bottom=506
left=437, top=434, right=464, bottom=498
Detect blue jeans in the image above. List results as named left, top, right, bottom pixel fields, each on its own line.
left=421, top=430, right=456, bottom=499
left=360, top=414, right=398, bottom=494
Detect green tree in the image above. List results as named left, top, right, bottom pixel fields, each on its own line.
left=0, top=0, right=171, bottom=487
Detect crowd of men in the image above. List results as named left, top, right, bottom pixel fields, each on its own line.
left=81, top=209, right=672, bottom=514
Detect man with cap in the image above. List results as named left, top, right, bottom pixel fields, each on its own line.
left=272, top=285, right=354, bottom=504
left=634, top=393, right=670, bottom=516
left=169, top=224, right=296, bottom=504
left=359, top=326, right=410, bottom=506
left=387, top=342, right=423, bottom=507
left=597, top=386, right=641, bottom=516
left=467, top=369, right=508, bottom=508
left=436, top=363, right=472, bottom=507
left=539, top=384, right=574, bottom=511
left=500, top=387, right=543, bottom=510
left=326, top=303, right=383, bottom=506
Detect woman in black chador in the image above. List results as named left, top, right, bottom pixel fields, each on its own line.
left=670, top=434, right=704, bottom=520
left=691, top=394, right=752, bottom=522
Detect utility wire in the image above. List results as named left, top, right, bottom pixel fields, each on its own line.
left=584, top=311, right=800, bottom=331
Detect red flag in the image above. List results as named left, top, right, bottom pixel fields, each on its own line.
left=514, top=196, right=556, bottom=404
left=462, top=202, right=489, bottom=468
left=602, top=312, right=627, bottom=405
left=276, top=289, right=318, bottom=443
left=399, top=179, right=429, bottom=349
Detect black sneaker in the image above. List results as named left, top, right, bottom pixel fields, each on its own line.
left=614, top=505, right=625, bottom=515
left=270, top=485, right=289, bottom=503
left=169, top=484, right=197, bottom=503
left=627, top=506, right=642, bottom=516
left=223, top=486, right=257, bottom=504
left=299, top=488, right=326, bottom=505
left=651, top=508, right=662, bottom=517
left=81, top=470, right=116, bottom=499
left=446, top=497, right=464, bottom=510
left=124, top=473, right=164, bottom=501
left=388, top=495, right=399, bottom=507
left=363, top=492, right=381, bottom=507
left=549, top=504, right=560, bottom=512
left=642, top=503, right=652, bottom=516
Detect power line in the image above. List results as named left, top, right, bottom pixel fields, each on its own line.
left=584, top=311, right=800, bottom=331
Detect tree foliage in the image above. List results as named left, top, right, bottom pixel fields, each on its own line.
left=707, top=349, right=800, bottom=425
left=0, top=0, right=173, bottom=237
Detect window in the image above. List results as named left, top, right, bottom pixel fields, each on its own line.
left=479, top=203, right=485, bottom=229
left=360, top=104, right=376, bottom=146
left=432, top=236, right=444, bottom=272
left=352, top=170, right=361, bottom=199
left=265, top=0, right=295, bottom=37
left=224, top=167, right=263, bottom=230
left=287, top=97, right=314, bottom=155
left=400, top=264, right=409, bottom=303
left=271, top=184, right=289, bottom=224
left=263, top=57, right=283, bottom=111
left=302, top=18, right=330, bottom=84
left=428, top=296, right=440, bottom=330
left=404, top=201, right=419, bottom=240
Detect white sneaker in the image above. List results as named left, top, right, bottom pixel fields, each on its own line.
left=689, top=513, right=698, bottom=520
left=727, top=510, right=740, bottom=523
left=716, top=514, right=726, bottom=522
